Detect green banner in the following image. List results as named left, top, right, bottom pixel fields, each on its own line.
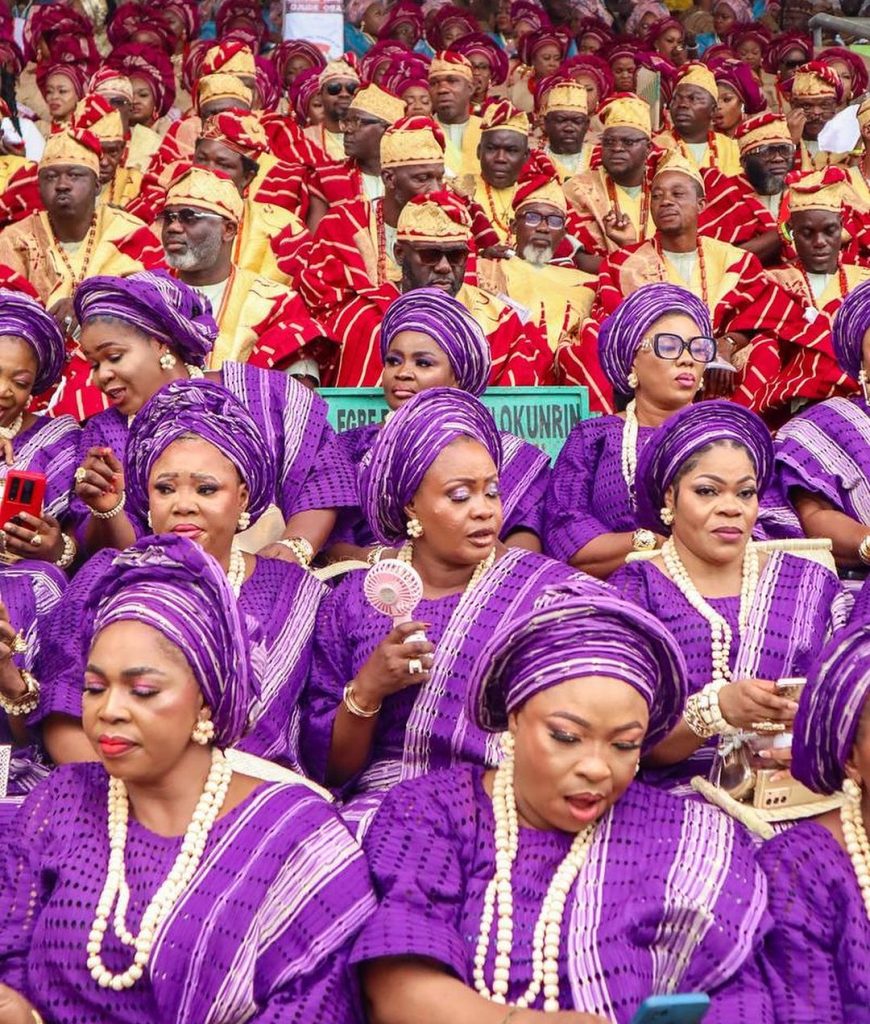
left=320, top=386, right=591, bottom=461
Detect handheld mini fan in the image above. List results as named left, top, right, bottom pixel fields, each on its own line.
left=364, top=559, right=427, bottom=643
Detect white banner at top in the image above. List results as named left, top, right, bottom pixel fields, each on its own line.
left=283, top=0, right=344, bottom=58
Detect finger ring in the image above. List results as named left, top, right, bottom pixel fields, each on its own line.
left=408, top=658, right=423, bottom=675
left=751, top=721, right=786, bottom=734
left=74, top=467, right=87, bottom=485
left=11, top=631, right=26, bottom=654
left=30, top=533, right=42, bottom=547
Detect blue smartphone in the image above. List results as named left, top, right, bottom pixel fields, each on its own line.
left=629, top=994, right=711, bottom=1024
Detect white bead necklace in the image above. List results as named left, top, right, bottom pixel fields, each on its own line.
left=661, top=538, right=759, bottom=687
left=0, top=411, right=24, bottom=441
left=620, top=400, right=640, bottom=509
left=473, top=753, right=597, bottom=1012
left=399, top=542, right=496, bottom=593
left=86, top=747, right=233, bottom=990
left=227, top=547, right=246, bottom=598
left=841, top=778, right=870, bottom=921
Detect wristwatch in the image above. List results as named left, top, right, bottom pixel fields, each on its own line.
left=632, top=528, right=657, bottom=552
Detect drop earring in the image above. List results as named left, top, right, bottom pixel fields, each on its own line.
left=627, top=370, right=639, bottom=390
left=406, top=517, right=423, bottom=539
left=159, top=351, right=177, bottom=371
left=237, top=510, right=251, bottom=532
left=660, top=507, right=675, bottom=526
left=146, top=511, right=153, bottom=528
left=191, top=715, right=215, bottom=745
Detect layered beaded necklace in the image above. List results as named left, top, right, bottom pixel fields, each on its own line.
left=797, top=262, right=848, bottom=310
left=653, top=237, right=710, bottom=306
left=374, top=198, right=388, bottom=286
left=674, top=129, right=719, bottom=169
left=474, top=748, right=597, bottom=1011
left=841, top=778, right=870, bottom=922
left=0, top=411, right=24, bottom=441
left=661, top=538, right=759, bottom=686
left=620, top=399, right=640, bottom=509
left=227, top=547, right=246, bottom=598
left=398, top=541, right=495, bottom=592
left=483, top=181, right=513, bottom=238
left=86, top=748, right=233, bottom=990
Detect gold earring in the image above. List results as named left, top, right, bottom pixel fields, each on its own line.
left=159, top=351, right=177, bottom=371
left=660, top=506, right=675, bottom=526
left=191, top=716, right=215, bottom=746
left=627, top=370, right=639, bottom=390
left=237, top=510, right=251, bottom=532
left=406, top=517, right=423, bottom=539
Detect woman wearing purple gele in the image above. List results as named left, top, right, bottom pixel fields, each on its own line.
left=610, top=400, right=847, bottom=794
left=759, top=622, right=870, bottom=1022
left=353, top=584, right=773, bottom=1023
left=327, top=287, right=551, bottom=561
left=68, top=270, right=356, bottom=567
left=300, top=387, right=587, bottom=836
left=544, top=283, right=799, bottom=581
left=0, top=535, right=374, bottom=1024
left=776, top=280, right=870, bottom=575
left=33, top=379, right=326, bottom=771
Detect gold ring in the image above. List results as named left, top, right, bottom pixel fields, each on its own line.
left=74, top=467, right=87, bottom=485
left=30, top=533, right=42, bottom=547
left=11, top=630, right=26, bottom=654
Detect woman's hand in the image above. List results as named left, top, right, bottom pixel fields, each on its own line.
left=718, top=678, right=799, bottom=732
left=0, top=601, right=26, bottom=702
left=0, top=982, right=38, bottom=1024
left=352, top=621, right=434, bottom=707
left=1, top=512, right=63, bottom=562
left=74, top=447, right=125, bottom=515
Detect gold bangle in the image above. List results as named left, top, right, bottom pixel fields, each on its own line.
left=0, top=669, right=40, bottom=716
left=91, top=492, right=126, bottom=520
left=279, top=537, right=314, bottom=567
left=343, top=683, right=381, bottom=718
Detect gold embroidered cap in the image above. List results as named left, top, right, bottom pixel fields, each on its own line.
left=429, top=50, right=474, bottom=82
left=539, top=80, right=588, bottom=115
left=71, top=93, right=126, bottom=143
left=165, top=165, right=244, bottom=223
left=790, top=61, right=841, bottom=99
left=786, top=166, right=848, bottom=214
left=321, top=58, right=361, bottom=87
left=396, top=190, right=472, bottom=243
left=41, top=128, right=101, bottom=176
left=202, top=41, right=256, bottom=78
left=481, top=98, right=530, bottom=136
left=599, top=92, right=652, bottom=138
left=674, top=62, right=718, bottom=101
left=381, top=115, right=446, bottom=168
left=197, top=73, right=254, bottom=110
left=513, top=152, right=567, bottom=213
left=652, top=148, right=705, bottom=193
left=349, top=83, right=406, bottom=125
left=734, top=111, right=791, bottom=155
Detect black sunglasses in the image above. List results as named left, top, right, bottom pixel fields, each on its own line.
left=325, top=81, right=359, bottom=96
left=414, top=247, right=468, bottom=266
left=158, top=208, right=226, bottom=226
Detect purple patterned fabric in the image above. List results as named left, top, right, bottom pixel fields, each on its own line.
left=0, top=762, right=375, bottom=1023
left=545, top=415, right=800, bottom=563
left=791, top=622, right=870, bottom=795
left=775, top=396, right=870, bottom=524
left=89, top=536, right=254, bottom=747
left=598, top=283, right=712, bottom=395
left=125, top=379, right=275, bottom=526
left=635, top=401, right=774, bottom=534
left=300, top=550, right=582, bottom=795
left=759, top=821, right=870, bottom=1023
left=68, top=363, right=356, bottom=541
left=0, top=290, right=66, bottom=393
left=34, top=549, right=326, bottom=767
left=360, top=388, right=503, bottom=546
left=353, top=765, right=773, bottom=1022
left=852, top=577, right=870, bottom=624
left=3, top=415, right=80, bottom=523
left=611, top=551, right=847, bottom=791
left=74, top=271, right=218, bottom=368
left=832, top=278, right=870, bottom=381
left=330, top=422, right=550, bottom=546
left=468, top=583, right=687, bottom=751
left=380, top=288, right=492, bottom=397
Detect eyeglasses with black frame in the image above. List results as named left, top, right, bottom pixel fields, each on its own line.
left=639, top=332, right=717, bottom=362
left=157, top=208, right=227, bottom=226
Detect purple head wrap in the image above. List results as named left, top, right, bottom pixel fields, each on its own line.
left=290, top=67, right=322, bottom=124
left=625, top=0, right=667, bottom=36
left=635, top=400, right=774, bottom=533
left=0, top=289, right=66, bottom=393
left=125, top=379, right=275, bottom=527
left=467, top=581, right=688, bottom=751
left=380, top=288, right=492, bottom=397
left=450, top=33, right=509, bottom=86
left=88, top=535, right=257, bottom=748
left=832, top=279, right=870, bottom=382
left=599, top=283, right=713, bottom=394
left=74, top=270, right=218, bottom=368
left=711, top=57, right=767, bottom=114
left=792, top=623, right=870, bottom=795
left=360, top=387, right=502, bottom=544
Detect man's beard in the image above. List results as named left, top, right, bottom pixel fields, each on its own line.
left=520, top=242, right=554, bottom=267
left=744, top=157, right=787, bottom=196
left=164, top=233, right=224, bottom=272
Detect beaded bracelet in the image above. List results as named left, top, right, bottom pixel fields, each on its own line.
left=91, top=492, right=126, bottom=520
left=0, top=670, right=40, bottom=717
left=343, top=683, right=381, bottom=718
left=279, top=537, right=314, bottom=567
left=683, top=680, right=728, bottom=739
left=53, top=533, right=77, bottom=570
